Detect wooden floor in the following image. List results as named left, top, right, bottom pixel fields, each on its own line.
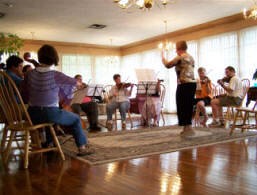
left=1, top=114, right=257, bottom=195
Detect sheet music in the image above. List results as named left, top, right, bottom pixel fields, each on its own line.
left=71, top=88, right=88, bottom=104
left=137, top=81, right=157, bottom=95
left=87, top=84, right=104, bottom=96
left=135, top=69, right=157, bottom=82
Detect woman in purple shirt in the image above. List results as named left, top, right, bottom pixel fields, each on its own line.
left=22, top=44, right=94, bottom=156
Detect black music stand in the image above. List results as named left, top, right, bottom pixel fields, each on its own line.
left=87, top=84, right=104, bottom=103
left=137, top=81, right=157, bottom=127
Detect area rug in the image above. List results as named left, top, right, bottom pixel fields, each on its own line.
left=59, top=125, right=257, bottom=165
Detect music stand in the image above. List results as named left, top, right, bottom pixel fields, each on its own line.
left=87, top=84, right=104, bottom=103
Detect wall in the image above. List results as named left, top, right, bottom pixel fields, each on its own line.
left=120, top=13, right=257, bottom=56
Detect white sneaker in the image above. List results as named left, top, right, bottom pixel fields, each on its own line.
left=208, top=120, right=224, bottom=128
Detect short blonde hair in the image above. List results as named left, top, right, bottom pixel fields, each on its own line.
left=176, top=40, right=187, bottom=51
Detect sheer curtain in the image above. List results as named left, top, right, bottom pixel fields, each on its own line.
left=62, top=55, right=92, bottom=82
left=239, top=26, right=257, bottom=84
left=94, top=56, right=120, bottom=85
left=199, top=32, right=238, bottom=83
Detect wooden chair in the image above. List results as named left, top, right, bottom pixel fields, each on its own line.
left=224, top=79, right=250, bottom=125
left=230, top=99, right=257, bottom=135
left=103, top=84, right=133, bottom=130
left=194, top=83, right=216, bottom=127
left=0, top=71, right=65, bottom=169
left=159, top=84, right=166, bottom=125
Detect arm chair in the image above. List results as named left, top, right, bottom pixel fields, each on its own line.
left=0, top=71, right=65, bottom=169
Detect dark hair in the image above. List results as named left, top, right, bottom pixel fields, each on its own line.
left=6, top=55, right=23, bottom=70
left=113, top=74, right=120, bottom=80
left=22, top=65, right=32, bottom=73
left=176, top=40, right=188, bottom=51
left=38, top=44, right=59, bottom=66
left=74, top=74, right=82, bottom=79
left=225, top=66, right=236, bottom=73
left=0, top=63, right=6, bottom=70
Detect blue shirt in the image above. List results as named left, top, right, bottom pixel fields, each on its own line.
left=6, top=70, right=23, bottom=88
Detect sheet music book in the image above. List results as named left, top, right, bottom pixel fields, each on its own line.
left=71, top=88, right=88, bottom=104
left=135, top=68, right=157, bottom=82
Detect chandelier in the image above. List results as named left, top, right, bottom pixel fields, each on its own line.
left=158, top=20, right=173, bottom=52
left=113, top=0, right=171, bottom=10
left=243, top=2, right=257, bottom=20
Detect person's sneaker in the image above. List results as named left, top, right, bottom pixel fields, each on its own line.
left=77, top=145, right=95, bottom=156
left=180, top=130, right=196, bottom=137
left=106, top=121, right=113, bottom=131
left=208, top=120, right=225, bottom=128
left=122, top=121, right=126, bottom=130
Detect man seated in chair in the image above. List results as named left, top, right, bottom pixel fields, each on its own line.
left=194, top=67, right=213, bottom=127
left=209, top=66, right=243, bottom=127
left=5, top=55, right=24, bottom=87
left=69, top=74, right=101, bottom=132
left=106, top=74, right=134, bottom=130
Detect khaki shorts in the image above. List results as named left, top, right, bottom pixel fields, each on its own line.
left=219, top=96, right=242, bottom=107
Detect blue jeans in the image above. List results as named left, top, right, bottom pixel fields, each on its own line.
left=28, top=106, right=87, bottom=147
left=106, top=101, right=130, bottom=121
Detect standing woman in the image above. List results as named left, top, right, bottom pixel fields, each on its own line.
left=162, top=40, right=196, bottom=136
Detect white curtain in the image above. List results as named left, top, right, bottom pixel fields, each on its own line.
left=62, top=55, right=92, bottom=82
left=199, top=32, right=238, bottom=83
left=239, top=26, right=257, bottom=84
left=94, top=56, right=120, bottom=85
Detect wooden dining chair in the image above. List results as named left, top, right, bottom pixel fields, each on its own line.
left=0, top=71, right=65, bottom=169
left=224, top=79, right=250, bottom=125
left=230, top=99, right=257, bottom=135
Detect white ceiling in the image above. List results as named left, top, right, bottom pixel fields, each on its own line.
left=0, top=0, right=252, bottom=46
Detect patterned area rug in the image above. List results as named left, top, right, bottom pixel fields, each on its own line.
left=59, top=126, right=257, bottom=165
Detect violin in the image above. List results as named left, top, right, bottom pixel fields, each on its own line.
left=200, top=76, right=211, bottom=84
left=23, top=52, right=40, bottom=67
left=117, top=82, right=133, bottom=90
left=217, top=76, right=231, bottom=85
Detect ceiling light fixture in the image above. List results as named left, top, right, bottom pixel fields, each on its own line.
left=243, top=1, right=257, bottom=20
left=113, top=0, right=171, bottom=10
left=158, top=20, right=173, bottom=52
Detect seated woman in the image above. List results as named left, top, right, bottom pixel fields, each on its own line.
left=194, top=67, right=213, bottom=126
left=21, top=44, right=94, bottom=156
left=137, top=79, right=162, bottom=126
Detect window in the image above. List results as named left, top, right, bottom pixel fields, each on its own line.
left=62, top=55, right=92, bottom=82
left=199, top=32, right=238, bottom=82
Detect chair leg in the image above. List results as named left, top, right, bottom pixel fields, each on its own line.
left=4, top=131, right=15, bottom=163
left=241, top=112, right=249, bottom=133
left=161, top=111, right=165, bottom=126
left=127, top=111, right=133, bottom=129
left=0, top=125, right=8, bottom=153
left=49, top=126, right=65, bottom=161
left=230, top=110, right=240, bottom=136
left=24, top=131, right=30, bottom=169
left=114, top=109, right=118, bottom=130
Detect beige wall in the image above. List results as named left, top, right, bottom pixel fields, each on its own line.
left=20, top=13, right=257, bottom=57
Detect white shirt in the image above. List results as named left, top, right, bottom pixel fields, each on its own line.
left=109, top=85, right=130, bottom=103
left=228, top=76, right=243, bottom=98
